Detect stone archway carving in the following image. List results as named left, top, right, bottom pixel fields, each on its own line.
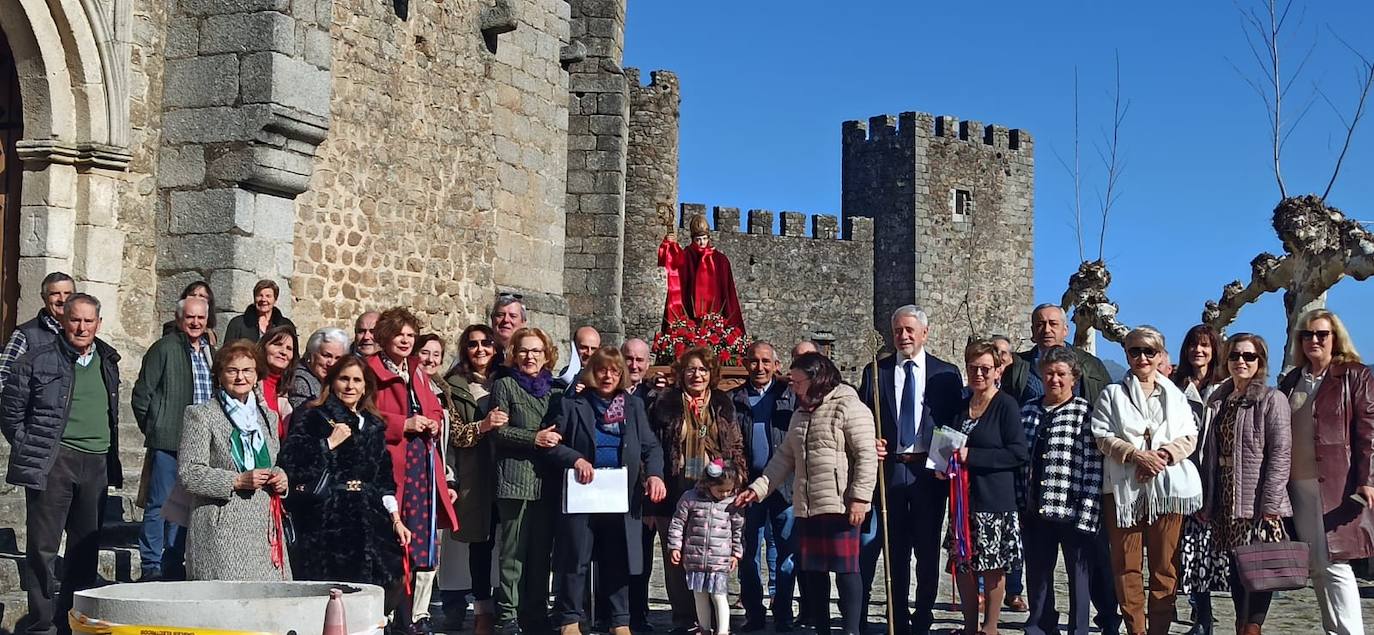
left=0, top=0, right=132, bottom=322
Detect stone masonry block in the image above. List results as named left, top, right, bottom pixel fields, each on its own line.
left=679, top=203, right=707, bottom=227
left=747, top=209, right=773, bottom=235
left=76, top=172, right=119, bottom=227
left=253, top=192, right=296, bottom=243
left=161, top=106, right=249, bottom=144
left=181, top=0, right=289, bottom=15
left=304, top=28, right=332, bottom=68
left=812, top=214, right=839, bottom=240
left=712, top=207, right=740, bottom=232
left=169, top=188, right=254, bottom=235
left=780, top=212, right=806, bottom=237
left=20, top=164, right=77, bottom=209
left=240, top=52, right=331, bottom=117
left=157, top=146, right=208, bottom=189
left=76, top=226, right=125, bottom=284
left=845, top=216, right=874, bottom=243
left=165, top=18, right=200, bottom=59
left=18, top=205, right=75, bottom=258
left=164, top=55, right=240, bottom=107
left=200, top=11, right=295, bottom=56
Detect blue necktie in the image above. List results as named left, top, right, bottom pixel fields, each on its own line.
left=897, top=360, right=917, bottom=448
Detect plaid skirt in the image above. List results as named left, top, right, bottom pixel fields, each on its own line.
left=795, top=514, right=860, bottom=573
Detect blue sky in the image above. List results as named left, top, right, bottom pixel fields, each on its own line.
left=623, top=1, right=1374, bottom=368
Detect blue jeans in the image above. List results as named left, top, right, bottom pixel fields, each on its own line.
left=740, top=492, right=796, bottom=622
left=138, top=450, right=185, bottom=578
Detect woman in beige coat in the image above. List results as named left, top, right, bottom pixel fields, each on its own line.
left=178, top=340, right=290, bottom=581
left=738, top=352, right=876, bottom=635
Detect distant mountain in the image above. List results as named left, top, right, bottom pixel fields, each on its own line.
left=1103, top=358, right=1128, bottom=381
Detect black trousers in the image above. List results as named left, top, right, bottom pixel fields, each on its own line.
left=1022, top=516, right=1093, bottom=635
left=555, top=514, right=632, bottom=628
left=801, top=571, right=862, bottom=635
left=24, top=446, right=107, bottom=635
left=603, top=516, right=655, bottom=624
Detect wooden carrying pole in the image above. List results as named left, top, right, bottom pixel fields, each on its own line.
left=866, top=332, right=895, bottom=635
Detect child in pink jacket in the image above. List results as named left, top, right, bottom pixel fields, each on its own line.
left=668, top=460, right=745, bottom=635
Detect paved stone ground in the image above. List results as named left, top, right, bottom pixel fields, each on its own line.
left=432, top=545, right=1374, bottom=634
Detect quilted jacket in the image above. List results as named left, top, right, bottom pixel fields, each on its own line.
left=666, top=488, right=744, bottom=574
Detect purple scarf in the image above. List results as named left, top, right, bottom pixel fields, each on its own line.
left=513, top=369, right=554, bottom=398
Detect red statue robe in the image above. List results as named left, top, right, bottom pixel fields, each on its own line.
left=658, top=237, right=746, bottom=333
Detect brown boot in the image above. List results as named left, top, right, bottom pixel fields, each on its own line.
left=610, top=627, right=632, bottom=635
left=559, top=624, right=582, bottom=635
left=473, top=614, right=496, bottom=635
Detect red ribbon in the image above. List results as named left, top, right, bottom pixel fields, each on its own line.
left=946, top=455, right=973, bottom=602
left=401, top=542, right=413, bottom=597
left=269, top=493, right=287, bottom=578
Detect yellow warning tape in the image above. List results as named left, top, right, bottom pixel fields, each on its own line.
left=70, top=611, right=280, bottom=635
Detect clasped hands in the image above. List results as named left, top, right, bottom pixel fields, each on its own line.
left=233, top=467, right=288, bottom=494
left=1132, top=448, right=1171, bottom=482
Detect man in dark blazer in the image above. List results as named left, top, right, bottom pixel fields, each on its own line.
left=857, top=305, right=963, bottom=635
left=999, top=303, right=1120, bottom=635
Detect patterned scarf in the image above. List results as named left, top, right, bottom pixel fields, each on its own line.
left=680, top=392, right=713, bottom=479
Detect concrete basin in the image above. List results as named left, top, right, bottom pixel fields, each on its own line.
left=72, top=581, right=386, bottom=634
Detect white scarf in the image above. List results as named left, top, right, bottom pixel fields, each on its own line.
left=1090, top=372, right=1202, bottom=528
left=222, top=390, right=268, bottom=471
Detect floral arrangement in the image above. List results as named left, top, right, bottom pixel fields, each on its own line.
left=651, top=312, right=750, bottom=366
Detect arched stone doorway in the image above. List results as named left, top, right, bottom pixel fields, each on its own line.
left=0, top=28, right=19, bottom=337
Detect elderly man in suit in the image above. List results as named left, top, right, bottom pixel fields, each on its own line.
left=857, top=305, right=964, bottom=635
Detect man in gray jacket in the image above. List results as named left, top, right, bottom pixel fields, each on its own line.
left=731, top=341, right=799, bottom=632
left=2, top=293, right=121, bottom=635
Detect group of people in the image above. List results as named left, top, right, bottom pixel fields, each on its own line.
left=1, top=272, right=1371, bottom=635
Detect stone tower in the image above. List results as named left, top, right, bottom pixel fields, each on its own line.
left=621, top=67, right=680, bottom=342
left=842, top=112, right=1035, bottom=360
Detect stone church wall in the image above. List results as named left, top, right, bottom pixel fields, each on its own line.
left=293, top=0, right=571, bottom=344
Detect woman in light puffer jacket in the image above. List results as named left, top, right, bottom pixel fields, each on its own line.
left=738, top=353, right=878, bottom=635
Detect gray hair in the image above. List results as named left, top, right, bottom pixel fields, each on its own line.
left=621, top=338, right=650, bottom=356
left=890, top=304, right=929, bottom=327
left=41, top=271, right=74, bottom=294
left=490, top=295, right=527, bottom=322
left=1038, top=345, right=1081, bottom=378
left=306, top=327, right=351, bottom=360
left=989, top=334, right=1012, bottom=347
left=1031, top=303, right=1067, bottom=321
left=65, top=292, right=101, bottom=316
left=175, top=296, right=209, bottom=319
left=746, top=340, right=778, bottom=361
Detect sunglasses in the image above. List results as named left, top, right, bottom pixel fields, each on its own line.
left=1228, top=351, right=1260, bottom=363
left=1127, top=347, right=1158, bottom=360
left=1299, top=329, right=1331, bottom=342
left=466, top=339, right=495, bottom=349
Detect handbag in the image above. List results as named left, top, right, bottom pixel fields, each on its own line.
left=1232, top=539, right=1309, bottom=592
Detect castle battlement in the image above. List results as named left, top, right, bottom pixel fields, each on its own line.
left=626, top=67, right=679, bottom=96
left=677, top=203, right=873, bottom=243
left=842, top=111, right=1030, bottom=152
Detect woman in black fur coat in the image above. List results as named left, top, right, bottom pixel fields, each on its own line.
left=278, top=356, right=409, bottom=601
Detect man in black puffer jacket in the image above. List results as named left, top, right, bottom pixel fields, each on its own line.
left=1, top=293, right=121, bottom=635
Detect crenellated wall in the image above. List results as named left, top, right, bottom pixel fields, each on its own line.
left=658, top=204, right=876, bottom=376
left=843, top=111, right=1035, bottom=362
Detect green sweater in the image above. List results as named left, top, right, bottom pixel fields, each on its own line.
left=487, top=375, right=561, bottom=501
left=61, top=355, right=110, bottom=454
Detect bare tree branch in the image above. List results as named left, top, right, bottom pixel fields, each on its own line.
left=1320, top=35, right=1374, bottom=201
left=1097, top=53, right=1127, bottom=261
left=1201, top=252, right=1295, bottom=333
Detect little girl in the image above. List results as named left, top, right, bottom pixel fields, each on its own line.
left=667, top=459, right=745, bottom=635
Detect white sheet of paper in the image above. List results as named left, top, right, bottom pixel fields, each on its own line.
left=563, top=467, right=630, bottom=514
left=926, top=426, right=968, bottom=472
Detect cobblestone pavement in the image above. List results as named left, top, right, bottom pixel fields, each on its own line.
left=434, top=546, right=1374, bottom=634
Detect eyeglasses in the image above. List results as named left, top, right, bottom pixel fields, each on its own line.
left=967, top=365, right=997, bottom=376
left=515, top=348, right=545, bottom=357
left=1299, top=330, right=1332, bottom=342
left=1228, top=352, right=1260, bottom=363
left=466, top=339, right=495, bottom=349
left=683, top=367, right=710, bottom=376
left=1127, top=347, right=1159, bottom=360
left=223, top=368, right=257, bottom=378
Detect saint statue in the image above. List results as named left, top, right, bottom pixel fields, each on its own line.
left=658, top=214, right=746, bottom=333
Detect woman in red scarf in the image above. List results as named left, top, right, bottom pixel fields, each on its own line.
left=257, top=325, right=297, bottom=437
left=658, top=214, right=745, bottom=333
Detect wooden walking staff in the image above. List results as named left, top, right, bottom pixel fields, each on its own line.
left=864, top=330, right=895, bottom=635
